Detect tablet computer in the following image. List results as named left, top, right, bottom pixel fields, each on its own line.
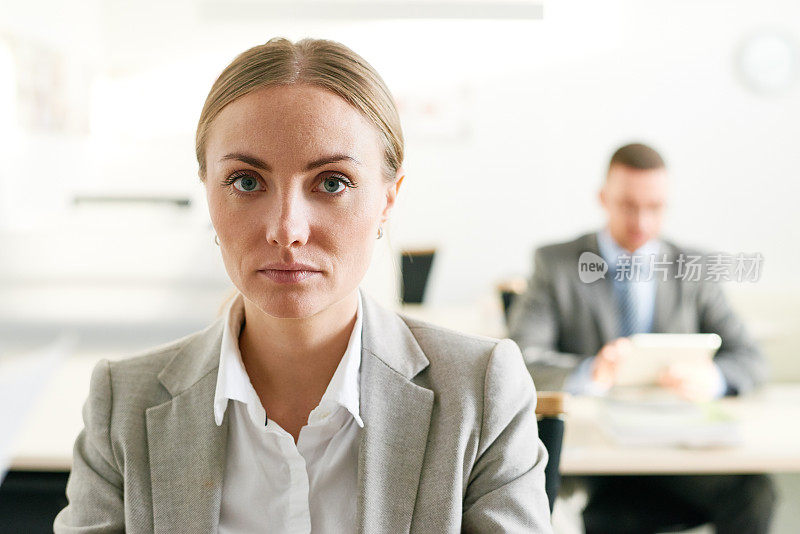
left=614, top=333, right=722, bottom=387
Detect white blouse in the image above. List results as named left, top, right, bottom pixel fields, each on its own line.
left=213, top=292, right=364, bottom=534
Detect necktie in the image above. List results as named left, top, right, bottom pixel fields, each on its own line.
left=615, top=278, right=639, bottom=338
left=613, top=256, right=647, bottom=337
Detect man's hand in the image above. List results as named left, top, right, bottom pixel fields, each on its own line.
left=658, top=361, right=721, bottom=402
left=591, top=337, right=634, bottom=387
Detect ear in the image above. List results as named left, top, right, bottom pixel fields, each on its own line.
left=380, top=168, right=405, bottom=223
left=598, top=186, right=608, bottom=209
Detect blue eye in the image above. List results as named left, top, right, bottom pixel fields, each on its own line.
left=233, top=175, right=261, bottom=192
left=321, top=177, right=347, bottom=194
left=222, top=172, right=263, bottom=193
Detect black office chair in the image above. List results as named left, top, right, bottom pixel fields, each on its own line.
left=497, top=277, right=527, bottom=324
left=536, top=391, right=567, bottom=513
left=0, top=470, right=69, bottom=533
left=400, top=248, right=437, bottom=304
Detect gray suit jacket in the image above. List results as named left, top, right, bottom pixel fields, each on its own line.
left=508, top=232, right=767, bottom=394
left=55, top=293, right=552, bottom=533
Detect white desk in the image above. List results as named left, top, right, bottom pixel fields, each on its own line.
left=9, top=347, right=800, bottom=475
left=560, top=385, right=800, bottom=475
left=10, top=354, right=107, bottom=471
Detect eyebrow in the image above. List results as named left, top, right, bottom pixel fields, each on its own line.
left=221, top=153, right=271, bottom=171
left=220, top=152, right=362, bottom=172
left=305, top=154, right=362, bottom=170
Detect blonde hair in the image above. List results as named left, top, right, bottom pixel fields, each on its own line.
left=196, top=37, right=404, bottom=181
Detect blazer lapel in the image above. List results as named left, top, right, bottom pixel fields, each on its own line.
left=357, top=293, right=434, bottom=533
left=146, top=320, right=229, bottom=533
left=574, top=232, right=620, bottom=341
left=144, top=296, right=435, bottom=532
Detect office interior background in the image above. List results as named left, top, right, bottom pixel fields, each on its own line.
left=1, top=0, right=799, bottom=532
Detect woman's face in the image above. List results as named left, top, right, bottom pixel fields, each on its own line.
left=204, top=84, right=401, bottom=319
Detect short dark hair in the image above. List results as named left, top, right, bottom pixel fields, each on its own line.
left=608, top=143, right=665, bottom=172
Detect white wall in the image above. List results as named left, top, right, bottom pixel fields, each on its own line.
left=392, top=0, right=800, bottom=304
left=1, top=0, right=798, bottom=307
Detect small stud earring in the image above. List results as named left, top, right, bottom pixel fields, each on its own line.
left=376, top=226, right=384, bottom=240
left=214, top=235, right=220, bottom=246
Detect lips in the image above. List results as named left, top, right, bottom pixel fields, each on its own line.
left=258, top=262, right=322, bottom=284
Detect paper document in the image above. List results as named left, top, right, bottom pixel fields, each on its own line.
left=601, top=391, right=742, bottom=448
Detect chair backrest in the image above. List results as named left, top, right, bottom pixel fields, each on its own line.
left=400, top=248, right=437, bottom=304
left=496, top=277, right=527, bottom=323
left=536, top=391, right=567, bottom=513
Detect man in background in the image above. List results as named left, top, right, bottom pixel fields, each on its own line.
left=508, top=143, right=774, bottom=533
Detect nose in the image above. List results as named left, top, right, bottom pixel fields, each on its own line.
left=634, top=210, right=647, bottom=232
left=637, top=207, right=660, bottom=235
left=265, top=190, right=310, bottom=248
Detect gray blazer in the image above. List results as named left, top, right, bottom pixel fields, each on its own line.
left=55, top=293, right=553, bottom=533
left=508, top=232, right=767, bottom=394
